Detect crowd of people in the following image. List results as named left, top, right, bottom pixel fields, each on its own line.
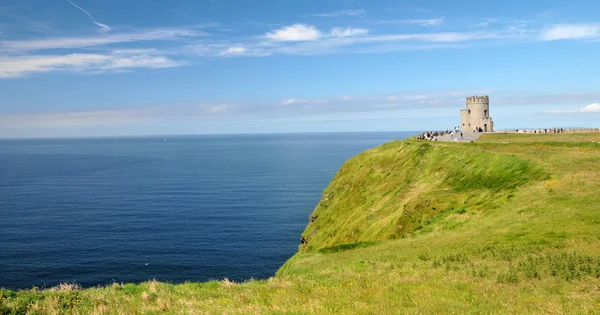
left=514, top=128, right=564, bottom=134
left=416, top=126, right=594, bottom=141
left=415, top=127, right=463, bottom=141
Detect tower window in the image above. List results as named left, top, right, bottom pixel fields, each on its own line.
left=484, top=110, right=488, bottom=117
left=468, top=110, right=471, bottom=115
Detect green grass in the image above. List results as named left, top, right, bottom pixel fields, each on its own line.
left=2, top=133, right=600, bottom=314
left=299, top=141, right=547, bottom=252
left=480, top=132, right=600, bottom=143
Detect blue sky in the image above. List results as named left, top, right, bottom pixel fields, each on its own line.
left=1, top=0, right=600, bottom=138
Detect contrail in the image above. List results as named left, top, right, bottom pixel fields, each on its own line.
left=66, top=0, right=94, bottom=19
left=92, top=21, right=111, bottom=30
left=66, top=0, right=111, bottom=31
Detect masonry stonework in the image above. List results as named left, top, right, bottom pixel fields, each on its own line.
left=460, top=95, right=494, bottom=132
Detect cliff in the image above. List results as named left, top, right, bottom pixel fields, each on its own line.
left=2, top=133, right=600, bottom=314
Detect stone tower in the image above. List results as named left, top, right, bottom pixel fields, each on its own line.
left=460, top=95, right=494, bottom=132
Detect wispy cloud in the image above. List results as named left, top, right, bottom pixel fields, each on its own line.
left=0, top=109, right=144, bottom=127
left=219, top=46, right=248, bottom=56
left=471, top=18, right=499, bottom=28
left=281, top=98, right=303, bottom=105
left=66, top=0, right=111, bottom=31
left=4, top=11, right=600, bottom=79
left=0, top=25, right=204, bottom=77
left=385, top=6, right=430, bottom=14
left=1, top=27, right=203, bottom=52
left=412, top=18, right=444, bottom=26
left=0, top=52, right=183, bottom=78
left=376, top=18, right=444, bottom=26
left=0, top=24, right=201, bottom=76
left=582, top=103, right=600, bottom=112
left=264, top=24, right=322, bottom=41
left=0, top=103, right=234, bottom=128
left=584, top=103, right=600, bottom=112
left=0, top=90, right=470, bottom=128
left=279, top=98, right=327, bottom=105
left=309, top=9, right=366, bottom=18
left=3, top=89, right=600, bottom=129
left=540, top=23, right=600, bottom=40
left=205, top=104, right=230, bottom=114
left=242, top=23, right=509, bottom=56
left=330, top=27, right=369, bottom=37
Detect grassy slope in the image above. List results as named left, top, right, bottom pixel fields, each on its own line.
left=2, top=133, right=600, bottom=314
left=297, top=140, right=547, bottom=252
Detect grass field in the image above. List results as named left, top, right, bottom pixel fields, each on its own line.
left=2, top=133, right=600, bottom=314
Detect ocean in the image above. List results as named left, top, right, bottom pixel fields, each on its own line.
left=0, top=132, right=414, bottom=289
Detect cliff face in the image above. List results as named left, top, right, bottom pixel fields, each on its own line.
left=300, top=141, right=547, bottom=252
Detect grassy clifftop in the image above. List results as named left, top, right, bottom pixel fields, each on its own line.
left=2, top=133, right=600, bottom=314
left=299, top=141, right=547, bottom=252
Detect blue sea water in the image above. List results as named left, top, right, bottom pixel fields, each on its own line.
left=0, top=132, right=413, bottom=289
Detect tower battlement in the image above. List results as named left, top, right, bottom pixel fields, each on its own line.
left=466, top=95, right=489, bottom=104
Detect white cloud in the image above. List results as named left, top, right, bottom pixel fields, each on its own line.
left=540, top=24, right=600, bottom=40
left=333, top=31, right=499, bottom=44
left=0, top=53, right=182, bottom=78
left=102, top=55, right=180, bottom=70
left=1, top=27, right=203, bottom=52
left=206, top=104, right=230, bottom=113
left=281, top=98, right=302, bottom=105
left=280, top=98, right=328, bottom=105
left=411, top=18, right=444, bottom=26
left=219, top=46, right=248, bottom=56
left=253, top=29, right=506, bottom=56
left=376, top=18, right=444, bottom=26
left=369, top=103, right=400, bottom=108
left=582, top=103, right=600, bottom=112
left=265, top=24, right=321, bottom=41
left=309, top=9, right=365, bottom=18
left=330, top=27, right=369, bottom=37
left=0, top=22, right=209, bottom=78
left=471, top=18, right=499, bottom=28
left=110, top=48, right=160, bottom=55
